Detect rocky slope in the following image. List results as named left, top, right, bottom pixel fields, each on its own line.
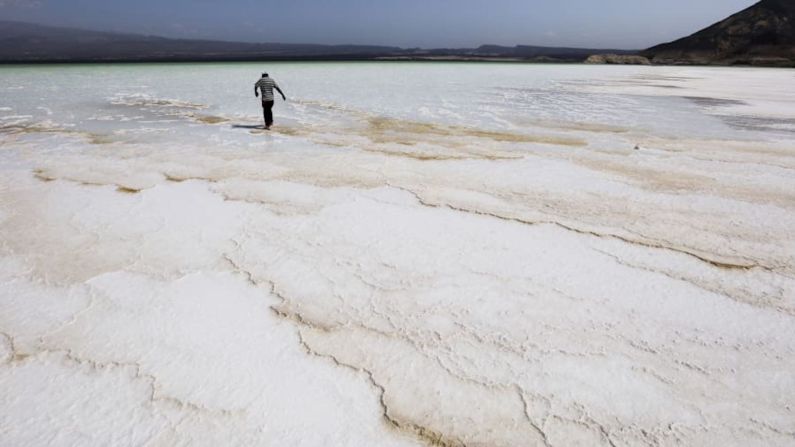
left=584, top=54, right=651, bottom=65
left=644, top=0, right=795, bottom=66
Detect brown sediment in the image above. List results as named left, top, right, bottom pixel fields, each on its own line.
left=164, top=174, right=187, bottom=183
left=528, top=120, right=631, bottom=134
left=244, top=100, right=588, bottom=146
left=116, top=186, right=141, bottom=194
left=1, top=123, right=67, bottom=135
left=575, top=157, right=718, bottom=191
left=164, top=174, right=219, bottom=184
left=292, top=99, right=347, bottom=111
left=362, top=149, right=465, bottom=161
left=33, top=169, right=56, bottom=182
left=0, top=332, right=28, bottom=363
left=574, top=155, right=795, bottom=207
left=203, top=99, right=586, bottom=157
left=366, top=117, right=587, bottom=147
left=360, top=146, right=522, bottom=162
left=246, top=115, right=582, bottom=162
left=271, top=126, right=306, bottom=137
left=635, top=136, right=795, bottom=168
left=2, top=123, right=112, bottom=146
left=87, top=134, right=115, bottom=145
left=193, top=114, right=229, bottom=125
left=32, top=170, right=148, bottom=194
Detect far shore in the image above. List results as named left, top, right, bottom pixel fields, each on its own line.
left=1, top=57, right=792, bottom=68
left=0, top=55, right=603, bottom=65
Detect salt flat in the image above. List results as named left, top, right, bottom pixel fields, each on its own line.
left=1, top=63, right=794, bottom=446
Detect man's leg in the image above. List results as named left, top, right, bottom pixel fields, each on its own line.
left=264, top=101, right=274, bottom=128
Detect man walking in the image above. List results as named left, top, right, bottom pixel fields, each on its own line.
left=254, top=72, right=286, bottom=129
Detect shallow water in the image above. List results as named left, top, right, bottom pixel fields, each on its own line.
left=2, top=62, right=793, bottom=144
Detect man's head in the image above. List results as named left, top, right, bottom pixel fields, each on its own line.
left=262, top=72, right=269, bottom=78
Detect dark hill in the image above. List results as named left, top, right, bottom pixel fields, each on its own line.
left=644, top=0, right=795, bottom=66
left=470, top=45, right=636, bottom=59
left=0, top=21, right=402, bottom=62
left=0, top=21, right=634, bottom=63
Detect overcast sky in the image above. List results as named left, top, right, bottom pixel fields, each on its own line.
left=2, top=0, right=758, bottom=49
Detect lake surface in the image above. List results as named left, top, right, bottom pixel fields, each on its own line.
left=1, top=62, right=794, bottom=447
left=2, top=62, right=793, bottom=147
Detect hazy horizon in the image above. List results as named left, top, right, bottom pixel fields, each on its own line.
left=1, top=0, right=758, bottom=49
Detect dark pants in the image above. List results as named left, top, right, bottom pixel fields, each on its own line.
left=262, top=100, right=274, bottom=127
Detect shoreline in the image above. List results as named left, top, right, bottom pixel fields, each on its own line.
left=2, top=57, right=792, bottom=68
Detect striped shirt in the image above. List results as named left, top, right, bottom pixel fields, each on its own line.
left=255, top=77, right=280, bottom=102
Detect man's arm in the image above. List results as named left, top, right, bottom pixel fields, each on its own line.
left=275, top=84, right=286, bottom=101
left=254, top=82, right=259, bottom=97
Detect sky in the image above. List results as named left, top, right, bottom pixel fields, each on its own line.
left=1, top=0, right=759, bottom=49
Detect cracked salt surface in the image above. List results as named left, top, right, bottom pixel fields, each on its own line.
left=1, top=63, right=794, bottom=446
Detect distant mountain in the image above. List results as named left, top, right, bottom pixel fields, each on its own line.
left=0, top=21, right=402, bottom=62
left=0, top=21, right=634, bottom=63
left=464, top=45, right=636, bottom=59
left=644, top=0, right=795, bottom=66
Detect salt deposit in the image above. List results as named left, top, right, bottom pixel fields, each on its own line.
left=1, top=63, right=794, bottom=446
